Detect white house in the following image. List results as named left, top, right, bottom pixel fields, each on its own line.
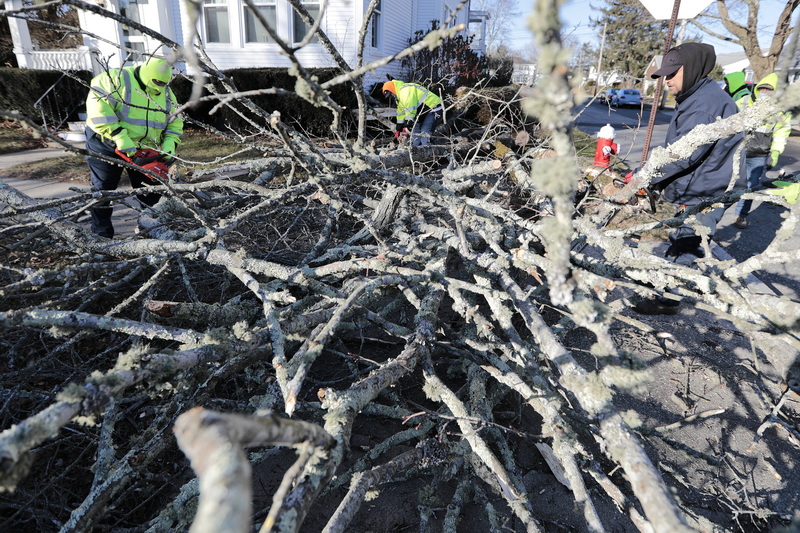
left=511, top=62, right=535, bottom=86
left=716, top=52, right=753, bottom=80
left=5, top=0, right=486, bottom=88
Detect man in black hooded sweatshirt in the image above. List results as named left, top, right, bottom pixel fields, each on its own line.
left=637, top=42, right=744, bottom=313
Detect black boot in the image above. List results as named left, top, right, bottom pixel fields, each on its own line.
left=665, top=236, right=704, bottom=265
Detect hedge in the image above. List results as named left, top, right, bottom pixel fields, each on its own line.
left=0, top=66, right=360, bottom=137
left=0, top=68, right=91, bottom=125
left=171, top=68, right=359, bottom=137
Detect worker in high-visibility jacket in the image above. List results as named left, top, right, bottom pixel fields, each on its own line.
left=731, top=72, right=792, bottom=230
left=382, top=79, right=443, bottom=147
left=723, top=71, right=751, bottom=102
left=84, top=57, right=184, bottom=238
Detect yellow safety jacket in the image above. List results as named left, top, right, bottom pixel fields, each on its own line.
left=735, top=73, right=791, bottom=161
left=86, top=65, right=183, bottom=154
left=393, top=81, right=442, bottom=127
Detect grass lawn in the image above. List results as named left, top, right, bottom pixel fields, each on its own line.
left=0, top=121, right=49, bottom=154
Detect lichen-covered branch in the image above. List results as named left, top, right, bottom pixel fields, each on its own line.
left=174, top=407, right=333, bottom=533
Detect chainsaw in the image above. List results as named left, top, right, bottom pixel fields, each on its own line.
left=605, top=170, right=657, bottom=213
left=115, top=148, right=169, bottom=181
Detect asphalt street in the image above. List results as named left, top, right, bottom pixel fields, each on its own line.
left=574, top=98, right=800, bottom=300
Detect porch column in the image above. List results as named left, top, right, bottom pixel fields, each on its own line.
left=4, top=0, right=33, bottom=68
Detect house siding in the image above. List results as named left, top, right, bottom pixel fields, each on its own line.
left=416, top=0, right=470, bottom=30
left=198, top=1, right=335, bottom=70
left=9, top=0, right=480, bottom=89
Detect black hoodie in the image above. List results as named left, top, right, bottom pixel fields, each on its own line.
left=650, top=43, right=745, bottom=205
left=672, top=43, right=715, bottom=102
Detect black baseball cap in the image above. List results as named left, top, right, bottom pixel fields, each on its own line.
left=651, top=48, right=684, bottom=79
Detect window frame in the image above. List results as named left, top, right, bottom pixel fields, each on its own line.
left=120, top=0, right=147, bottom=63
left=243, top=0, right=278, bottom=44
left=202, top=0, right=231, bottom=44
left=369, top=0, right=382, bottom=50
left=292, top=0, right=321, bottom=45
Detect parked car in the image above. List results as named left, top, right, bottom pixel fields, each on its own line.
left=599, top=88, right=619, bottom=104
left=612, top=89, right=643, bottom=107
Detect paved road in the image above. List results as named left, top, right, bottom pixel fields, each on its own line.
left=574, top=98, right=800, bottom=301
left=573, top=98, right=673, bottom=167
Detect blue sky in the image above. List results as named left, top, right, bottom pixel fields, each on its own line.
left=507, top=0, right=793, bottom=57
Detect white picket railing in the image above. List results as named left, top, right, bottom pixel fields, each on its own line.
left=27, top=47, right=96, bottom=132
left=19, top=46, right=94, bottom=72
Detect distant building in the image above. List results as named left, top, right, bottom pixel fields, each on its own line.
left=586, top=65, right=624, bottom=88
left=512, top=62, right=536, bottom=85
left=716, top=52, right=753, bottom=80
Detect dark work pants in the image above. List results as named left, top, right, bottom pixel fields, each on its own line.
left=411, top=109, right=443, bottom=147
left=85, top=128, right=160, bottom=238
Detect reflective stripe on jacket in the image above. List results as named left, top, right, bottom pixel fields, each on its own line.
left=393, top=81, right=442, bottom=125
left=86, top=66, right=183, bottom=153
left=735, top=73, right=792, bottom=158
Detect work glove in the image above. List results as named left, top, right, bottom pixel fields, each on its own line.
left=623, top=167, right=642, bottom=184
left=393, top=128, right=409, bottom=140
left=112, top=133, right=136, bottom=155
left=766, top=150, right=780, bottom=170
left=161, top=138, right=178, bottom=162
left=114, top=147, right=134, bottom=160
left=114, top=146, right=136, bottom=158
left=766, top=181, right=800, bottom=205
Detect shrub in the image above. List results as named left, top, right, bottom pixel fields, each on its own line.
left=0, top=68, right=91, bottom=126
left=171, top=68, right=359, bottom=138
left=401, top=21, right=508, bottom=95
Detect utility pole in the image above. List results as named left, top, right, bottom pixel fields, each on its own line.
left=596, top=23, right=607, bottom=89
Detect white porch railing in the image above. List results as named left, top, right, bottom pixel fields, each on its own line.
left=16, top=46, right=95, bottom=72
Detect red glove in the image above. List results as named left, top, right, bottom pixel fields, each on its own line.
left=624, top=171, right=633, bottom=184
left=393, top=128, right=409, bottom=140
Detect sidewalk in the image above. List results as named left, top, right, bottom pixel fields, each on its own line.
left=0, top=140, right=84, bottom=170
left=1, top=141, right=138, bottom=237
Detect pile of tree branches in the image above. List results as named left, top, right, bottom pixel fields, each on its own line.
left=2, top=1, right=800, bottom=532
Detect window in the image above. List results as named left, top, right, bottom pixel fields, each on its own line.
left=121, top=0, right=142, bottom=38
left=244, top=0, right=276, bottom=43
left=203, top=0, right=230, bottom=43
left=293, top=1, right=320, bottom=44
left=369, top=0, right=382, bottom=49
left=121, top=0, right=146, bottom=63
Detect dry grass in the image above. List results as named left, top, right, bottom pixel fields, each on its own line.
left=0, top=121, right=48, bottom=155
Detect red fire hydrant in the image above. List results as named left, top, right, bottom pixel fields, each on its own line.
left=593, top=124, right=618, bottom=168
